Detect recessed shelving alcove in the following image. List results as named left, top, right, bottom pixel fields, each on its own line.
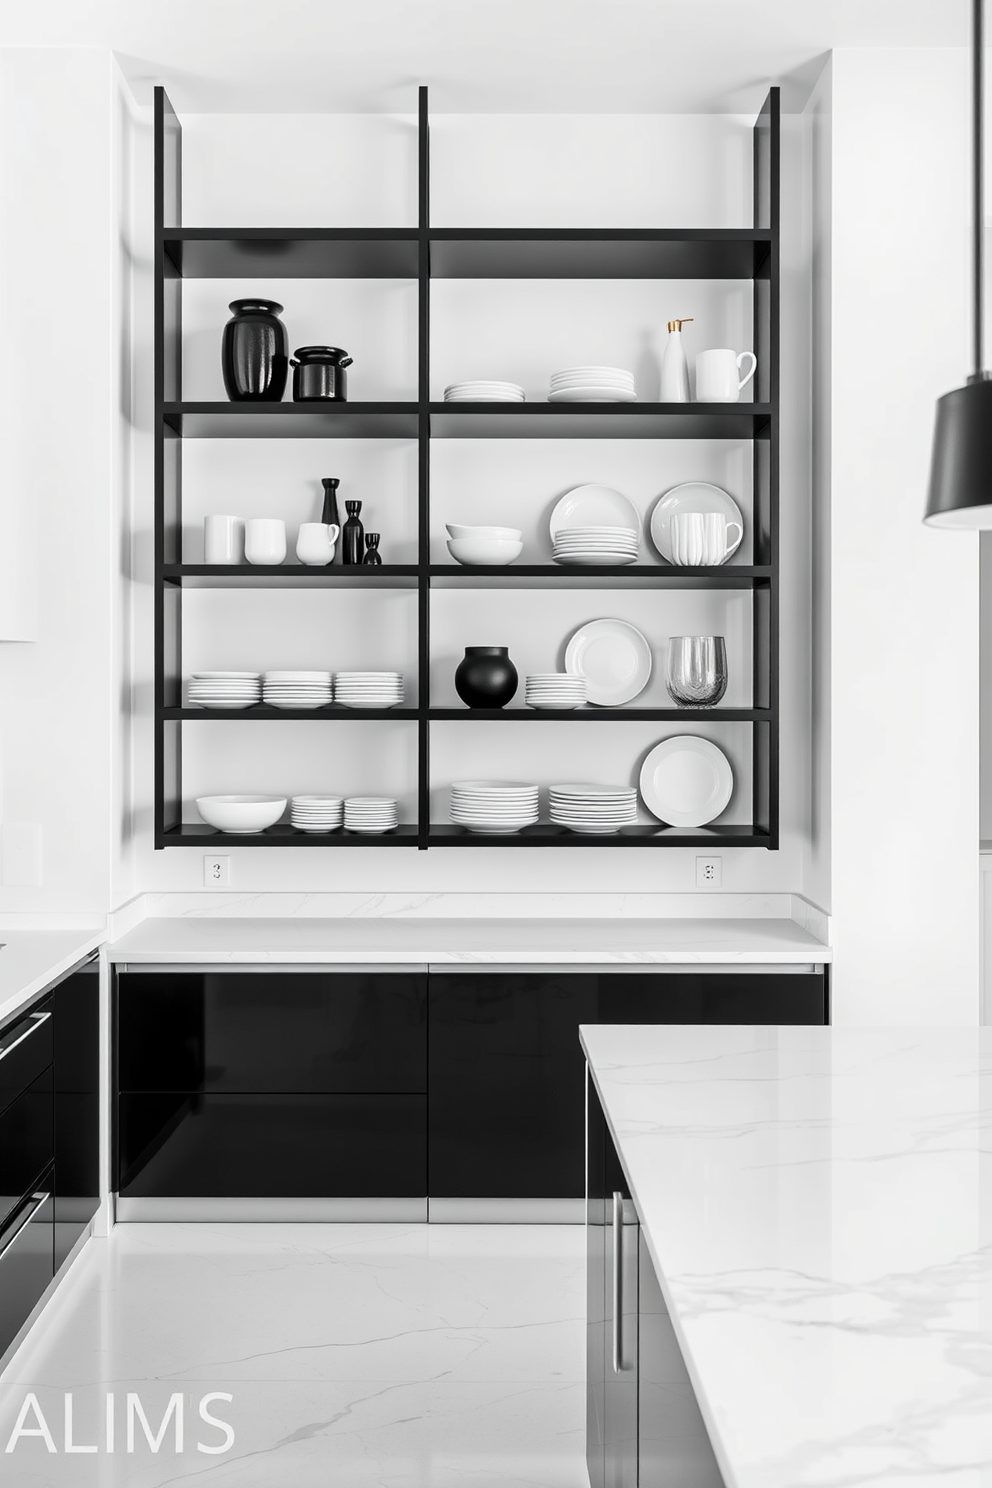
left=154, top=87, right=780, bottom=850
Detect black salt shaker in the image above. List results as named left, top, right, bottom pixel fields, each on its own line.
left=362, top=533, right=382, bottom=566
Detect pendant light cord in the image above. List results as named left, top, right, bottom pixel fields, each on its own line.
left=974, top=0, right=986, bottom=380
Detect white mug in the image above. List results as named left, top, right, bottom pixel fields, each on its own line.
left=203, top=514, right=245, bottom=565
left=244, top=518, right=287, bottom=566
left=296, top=522, right=341, bottom=566
left=695, top=348, right=757, bottom=403
left=670, top=511, right=743, bottom=566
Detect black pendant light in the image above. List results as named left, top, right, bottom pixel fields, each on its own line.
left=925, top=0, right=992, bottom=527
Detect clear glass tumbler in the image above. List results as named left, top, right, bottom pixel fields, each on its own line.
left=666, top=636, right=728, bottom=707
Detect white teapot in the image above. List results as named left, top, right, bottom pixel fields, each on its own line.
left=295, top=522, right=341, bottom=566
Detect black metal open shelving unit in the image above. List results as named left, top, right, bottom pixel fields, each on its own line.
left=154, top=85, right=780, bottom=850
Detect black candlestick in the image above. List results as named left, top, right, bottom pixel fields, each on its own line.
left=362, top=533, right=382, bottom=566
left=343, top=501, right=364, bottom=565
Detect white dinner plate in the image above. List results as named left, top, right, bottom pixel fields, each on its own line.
left=191, top=671, right=260, bottom=680
left=639, top=736, right=734, bottom=826
left=564, top=619, right=652, bottom=706
left=549, top=366, right=634, bottom=380
left=549, top=486, right=640, bottom=541
left=553, top=553, right=638, bottom=566
left=188, top=699, right=258, bottom=710
left=547, top=387, right=638, bottom=403
left=648, top=482, right=745, bottom=565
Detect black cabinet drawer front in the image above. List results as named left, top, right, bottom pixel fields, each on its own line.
left=118, top=1093, right=426, bottom=1198
left=596, top=971, right=826, bottom=1025
left=0, top=1000, right=53, bottom=1120
left=0, top=1179, right=54, bottom=1363
left=117, top=971, right=427, bottom=1093
left=54, top=967, right=101, bottom=1272
left=0, top=1071, right=54, bottom=1234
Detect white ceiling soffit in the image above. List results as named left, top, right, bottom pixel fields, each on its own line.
left=0, top=0, right=968, bottom=112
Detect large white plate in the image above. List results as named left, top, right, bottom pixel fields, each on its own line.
left=548, top=387, right=637, bottom=403
left=648, top=482, right=744, bottom=565
left=549, top=486, right=640, bottom=541
left=553, top=553, right=638, bottom=566
left=565, top=619, right=652, bottom=706
left=639, top=736, right=734, bottom=826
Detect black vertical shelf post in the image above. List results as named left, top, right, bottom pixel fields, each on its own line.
left=417, top=87, right=431, bottom=849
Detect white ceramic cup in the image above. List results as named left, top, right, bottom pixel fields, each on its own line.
left=296, top=522, right=341, bottom=566
left=670, top=511, right=743, bottom=566
left=695, top=348, right=758, bottom=403
left=244, top=518, right=287, bottom=566
left=203, top=514, right=245, bottom=565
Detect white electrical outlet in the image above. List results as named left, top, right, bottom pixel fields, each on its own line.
left=203, top=855, right=231, bottom=889
left=695, top=856, right=722, bottom=888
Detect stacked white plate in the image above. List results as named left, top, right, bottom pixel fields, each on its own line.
left=550, top=783, right=638, bottom=834
left=344, top=797, right=398, bottom=833
left=291, top=795, right=344, bottom=833
left=188, top=672, right=261, bottom=710
left=262, top=671, right=333, bottom=710
left=553, top=526, right=639, bottom=566
left=450, top=780, right=540, bottom=834
left=444, top=381, right=525, bottom=402
left=334, top=672, right=405, bottom=709
left=525, top=674, right=588, bottom=710
left=548, top=367, right=636, bottom=402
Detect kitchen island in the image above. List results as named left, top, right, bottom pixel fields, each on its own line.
left=582, top=1023, right=992, bottom=1488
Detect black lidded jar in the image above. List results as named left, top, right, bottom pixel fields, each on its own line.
left=221, top=299, right=288, bottom=402
left=454, top=647, right=518, bottom=709
left=291, top=346, right=353, bottom=402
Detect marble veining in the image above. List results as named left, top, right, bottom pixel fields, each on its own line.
left=582, top=1023, right=992, bottom=1488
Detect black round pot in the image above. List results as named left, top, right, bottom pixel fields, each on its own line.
left=454, top=647, right=518, bottom=709
left=221, top=299, right=288, bottom=402
left=291, top=346, right=353, bottom=402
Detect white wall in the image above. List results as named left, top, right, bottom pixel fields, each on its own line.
left=808, top=50, right=980, bottom=1022
left=0, top=49, right=126, bottom=914
left=129, top=110, right=813, bottom=897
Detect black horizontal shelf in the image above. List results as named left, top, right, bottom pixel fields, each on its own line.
left=163, top=403, right=419, bottom=438
left=165, top=706, right=418, bottom=721
left=428, top=403, right=771, bottom=439
left=429, top=707, right=768, bottom=721
left=429, top=229, right=772, bottom=280
left=428, top=564, right=769, bottom=588
left=162, top=228, right=420, bottom=279
left=162, top=564, right=418, bottom=588
left=429, top=824, right=769, bottom=848
left=164, top=823, right=419, bottom=847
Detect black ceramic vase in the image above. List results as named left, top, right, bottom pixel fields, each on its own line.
left=455, top=647, right=518, bottom=709
left=221, top=299, right=288, bottom=402
left=342, top=501, right=364, bottom=565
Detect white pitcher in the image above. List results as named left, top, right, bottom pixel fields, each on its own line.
left=296, top=522, right=341, bottom=566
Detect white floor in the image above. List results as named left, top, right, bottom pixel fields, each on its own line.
left=0, top=1224, right=588, bottom=1487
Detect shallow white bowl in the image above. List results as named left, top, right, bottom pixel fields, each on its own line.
left=195, top=795, right=287, bottom=833
left=447, top=537, right=524, bottom=567
left=445, top=524, right=523, bottom=541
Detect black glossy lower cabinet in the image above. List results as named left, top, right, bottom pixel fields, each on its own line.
left=119, top=1094, right=426, bottom=1198
left=587, top=1076, right=723, bottom=1488
left=430, top=970, right=826, bottom=1201
left=54, top=962, right=100, bottom=1269
left=0, top=1177, right=55, bottom=1358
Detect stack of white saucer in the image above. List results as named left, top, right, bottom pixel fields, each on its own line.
left=444, top=381, right=525, bottom=402
left=550, top=783, right=638, bottom=834
left=552, top=526, right=639, bottom=565
left=188, top=671, right=261, bottom=709
left=262, top=671, right=332, bottom=709
left=525, top=674, right=588, bottom=710
left=450, top=781, right=540, bottom=834
left=547, top=367, right=636, bottom=402
left=344, top=797, right=398, bottom=833
left=334, top=672, right=405, bottom=709
left=291, top=795, right=344, bottom=833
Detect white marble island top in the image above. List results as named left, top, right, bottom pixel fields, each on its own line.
left=581, top=1024, right=992, bottom=1488
left=107, top=915, right=828, bottom=965
left=0, top=928, right=103, bottom=1026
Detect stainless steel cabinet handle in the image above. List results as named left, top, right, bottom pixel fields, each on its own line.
left=0, top=1190, right=50, bottom=1264
left=612, top=1189, right=625, bottom=1373
left=0, top=1011, right=50, bottom=1064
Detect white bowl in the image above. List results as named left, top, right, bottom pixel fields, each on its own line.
left=447, top=538, right=524, bottom=567
left=445, top=524, right=523, bottom=541
left=195, top=794, right=287, bottom=833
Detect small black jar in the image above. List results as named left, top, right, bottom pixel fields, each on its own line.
left=221, top=299, right=288, bottom=402
left=454, top=647, right=518, bottom=709
left=291, top=346, right=353, bottom=402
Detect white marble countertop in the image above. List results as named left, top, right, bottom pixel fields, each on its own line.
left=107, top=915, right=829, bottom=965
left=0, top=928, right=103, bottom=1027
left=581, top=1023, right=992, bottom=1488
